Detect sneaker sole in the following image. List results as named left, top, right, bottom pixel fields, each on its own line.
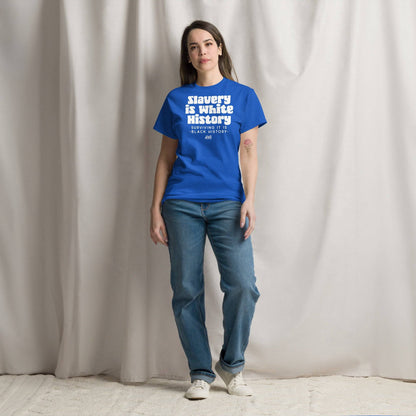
left=185, top=394, right=209, bottom=400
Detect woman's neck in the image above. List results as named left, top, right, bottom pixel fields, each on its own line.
left=195, top=71, right=223, bottom=87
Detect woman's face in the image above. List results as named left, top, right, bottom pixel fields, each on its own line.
left=187, top=28, right=222, bottom=75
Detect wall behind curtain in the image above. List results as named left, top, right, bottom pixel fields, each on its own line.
left=0, top=0, right=415, bottom=383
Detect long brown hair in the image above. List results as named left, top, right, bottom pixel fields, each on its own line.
left=180, top=20, right=237, bottom=86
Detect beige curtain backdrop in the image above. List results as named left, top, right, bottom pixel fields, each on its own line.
left=0, top=0, right=415, bottom=383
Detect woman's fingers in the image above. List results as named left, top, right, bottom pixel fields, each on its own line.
left=151, top=227, right=168, bottom=246
left=159, top=224, right=168, bottom=245
left=243, top=211, right=256, bottom=240
left=150, top=213, right=169, bottom=246
left=240, top=207, right=247, bottom=228
left=240, top=205, right=256, bottom=240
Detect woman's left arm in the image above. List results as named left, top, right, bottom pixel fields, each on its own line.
left=239, top=126, right=259, bottom=240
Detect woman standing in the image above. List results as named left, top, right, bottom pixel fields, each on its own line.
left=150, top=20, right=267, bottom=400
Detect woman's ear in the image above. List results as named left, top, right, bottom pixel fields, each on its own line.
left=219, top=43, right=222, bottom=56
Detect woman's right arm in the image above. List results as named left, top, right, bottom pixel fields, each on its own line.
left=150, top=135, right=178, bottom=246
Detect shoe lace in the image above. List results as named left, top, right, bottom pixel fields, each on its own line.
left=193, top=379, right=207, bottom=389
left=229, top=372, right=247, bottom=388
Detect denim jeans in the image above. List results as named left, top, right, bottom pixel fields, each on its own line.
left=161, top=199, right=260, bottom=384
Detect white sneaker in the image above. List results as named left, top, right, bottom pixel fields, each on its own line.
left=215, top=361, right=253, bottom=396
left=185, top=379, right=210, bottom=399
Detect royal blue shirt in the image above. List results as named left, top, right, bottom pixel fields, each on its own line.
left=153, top=77, right=267, bottom=203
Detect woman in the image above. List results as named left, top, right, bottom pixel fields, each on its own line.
left=150, top=20, right=267, bottom=400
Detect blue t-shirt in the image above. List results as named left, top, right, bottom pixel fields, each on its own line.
left=153, top=77, right=267, bottom=203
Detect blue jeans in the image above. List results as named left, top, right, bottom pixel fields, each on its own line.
left=161, top=199, right=260, bottom=384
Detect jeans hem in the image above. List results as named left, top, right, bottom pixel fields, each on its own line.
left=219, top=358, right=245, bottom=375
left=190, top=373, right=216, bottom=384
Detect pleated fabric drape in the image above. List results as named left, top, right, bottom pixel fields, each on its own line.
left=0, top=0, right=415, bottom=382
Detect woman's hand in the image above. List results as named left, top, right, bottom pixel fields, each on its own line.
left=150, top=209, right=168, bottom=246
left=240, top=199, right=256, bottom=240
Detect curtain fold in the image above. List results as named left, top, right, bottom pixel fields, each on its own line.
left=0, top=0, right=415, bottom=383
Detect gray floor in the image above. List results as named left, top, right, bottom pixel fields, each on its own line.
left=1, top=373, right=416, bottom=415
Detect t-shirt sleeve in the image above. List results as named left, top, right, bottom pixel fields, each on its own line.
left=240, top=88, right=267, bottom=133
left=153, top=93, right=178, bottom=140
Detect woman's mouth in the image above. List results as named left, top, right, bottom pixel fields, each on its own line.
left=199, top=59, right=210, bottom=64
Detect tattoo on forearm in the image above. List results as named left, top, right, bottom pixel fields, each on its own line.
left=243, top=139, right=253, bottom=148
